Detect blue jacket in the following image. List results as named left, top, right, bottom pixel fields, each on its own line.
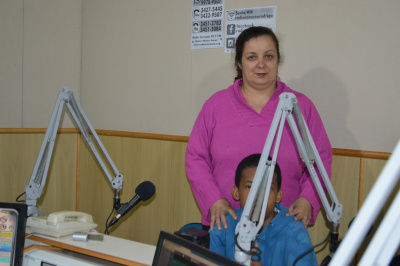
left=209, top=203, right=318, bottom=266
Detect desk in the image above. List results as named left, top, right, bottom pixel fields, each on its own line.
left=25, top=234, right=156, bottom=266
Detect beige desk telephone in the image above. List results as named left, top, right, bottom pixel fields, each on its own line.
left=26, top=211, right=98, bottom=238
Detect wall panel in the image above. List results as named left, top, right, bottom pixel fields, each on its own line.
left=0, top=130, right=395, bottom=263
left=0, top=0, right=23, bottom=127
left=0, top=133, right=77, bottom=214
left=308, top=155, right=361, bottom=262
left=358, top=158, right=400, bottom=259
left=0, top=133, right=42, bottom=203
left=78, top=135, right=201, bottom=245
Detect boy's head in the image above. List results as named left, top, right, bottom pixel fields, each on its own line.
left=234, top=154, right=282, bottom=189
left=232, top=154, right=282, bottom=215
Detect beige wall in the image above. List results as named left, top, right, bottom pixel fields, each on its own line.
left=0, top=1, right=399, bottom=153
left=0, top=1, right=23, bottom=127
left=0, top=0, right=82, bottom=128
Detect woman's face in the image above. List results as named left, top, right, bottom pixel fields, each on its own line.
left=238, top=35, right=279, bottom=91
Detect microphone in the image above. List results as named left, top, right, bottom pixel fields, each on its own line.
left=320, top=217, right=374, bottom=266
left=320, top=224, right=340, bottom=266
left=108, top=181, right=156, bottom=227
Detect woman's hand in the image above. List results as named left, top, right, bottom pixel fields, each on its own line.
left=210, top=198, right=237, bottom=230
left=286, top=197, right=312, bottom=227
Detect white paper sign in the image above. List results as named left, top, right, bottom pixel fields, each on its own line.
left=225, top=6, right=277, bottom=53
left=191, top=0, right=225, bottom=49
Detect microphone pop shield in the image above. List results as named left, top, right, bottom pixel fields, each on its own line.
left=135, top=181, right=156, bottom=201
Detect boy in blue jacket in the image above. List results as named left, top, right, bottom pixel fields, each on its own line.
left=209, top=154, right=318, bottom=266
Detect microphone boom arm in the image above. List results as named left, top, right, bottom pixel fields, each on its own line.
left=25, top=87, right=123, bottom=217
left=234, top=93, right=342, bottom=265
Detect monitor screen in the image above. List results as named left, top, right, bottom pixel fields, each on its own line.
left=0, top=202, right=27, bottom=266
left=152, top=231, right=242, bottom=266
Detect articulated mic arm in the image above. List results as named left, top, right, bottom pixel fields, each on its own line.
left=234, top=93, right=342, bottom=265
left=25, top=87, right=123, bottom=217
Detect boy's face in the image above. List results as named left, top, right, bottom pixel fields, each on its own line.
left=232, top=166, right=282, bottom=221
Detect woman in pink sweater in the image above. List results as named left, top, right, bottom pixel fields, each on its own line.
left=185, top=26, right=332, bottom=230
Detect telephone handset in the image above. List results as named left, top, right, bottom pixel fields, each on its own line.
left=26, top=211, right=98, bottom=238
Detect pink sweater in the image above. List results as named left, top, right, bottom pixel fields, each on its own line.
left=185, top=79, right=332, bottom=225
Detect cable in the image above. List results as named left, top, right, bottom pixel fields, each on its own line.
left=25, top=233, right=34, bottom=239
left=16, top=191, right=26, bottom=203
left=292, top=225, right=332, bottom=266
left=104, top=203, right=115, bottom=235
left=235, top=234, right=261, bottom=261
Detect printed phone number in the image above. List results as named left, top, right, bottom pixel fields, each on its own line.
left=200, top=12, right=223, bottom=19
left=200, top=20, right=221, bottom=26
left=200, top=25, right=222, bottom=32
left=200, top=20, right=221, bottom=32
left=200, top=6, right=223, bottom=13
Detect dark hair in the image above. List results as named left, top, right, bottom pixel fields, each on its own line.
left=234, top=26, right=281, bottom=81
left=235, top=154, right=282, bottom=190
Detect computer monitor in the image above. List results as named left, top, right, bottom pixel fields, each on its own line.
left=0, top=202, right=27, bottom=266
left=152, top=231, right=243, bottom=266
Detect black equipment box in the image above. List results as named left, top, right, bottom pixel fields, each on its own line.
left=174, top=228, right=210, bottom=249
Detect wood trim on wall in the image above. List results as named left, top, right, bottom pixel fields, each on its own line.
left=332, top=148, right=390, bottom=160
left=0, top=128, right=79, bottom=134
left=96, top=129, right=189, bottom=142
left=0, top=128, right=391, bottom=158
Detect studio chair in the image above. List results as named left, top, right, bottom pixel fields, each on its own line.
left=174, top=223, right=210, bottom=248
left=178, top=223, right=203, bottom=231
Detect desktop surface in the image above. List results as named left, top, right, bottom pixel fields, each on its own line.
left=26, top=233, right=156, bottom=266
